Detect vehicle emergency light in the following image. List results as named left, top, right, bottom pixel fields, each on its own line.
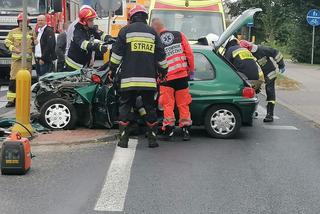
left=1, top=133, right=32, bottom=175
left=242, top=87, right=255, bottom=99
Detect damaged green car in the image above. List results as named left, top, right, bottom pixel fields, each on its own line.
left=32, top=8, right=261, bottom=138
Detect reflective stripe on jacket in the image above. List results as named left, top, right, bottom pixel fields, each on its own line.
left=253, top=45, right=285, bottom=79
left=4, top=27, right=35, bottom=61
left=110, top=20, right=168, bottom=91
left=160, top=30, right=194, bottom=81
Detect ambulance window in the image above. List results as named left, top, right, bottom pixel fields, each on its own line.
left=194, top=53, right=215, bottom=81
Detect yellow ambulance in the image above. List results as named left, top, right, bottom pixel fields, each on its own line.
left=149, top=0, right=226, bottom=41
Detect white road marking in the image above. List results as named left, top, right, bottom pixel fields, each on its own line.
left=0, top=86, right=8, bottom=91
left=95, top=139, right=138, bottom=212
left=256, top=105, right=280, bottom=119
left=0, top=109, right=15, bottom=117
left=0, top=94, right=7, bottom=108
left=263, top=125, right=299, bottom=130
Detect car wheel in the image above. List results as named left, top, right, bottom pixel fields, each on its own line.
left=40, top=98, right=77, bottom=130
left=204, top=105, right=241, bottom=139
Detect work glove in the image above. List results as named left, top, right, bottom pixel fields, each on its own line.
left=97, top=62, right=109, bottom=71
left=93, top=43, right=108, bottom=54
left=107, top=71, right=115, bottom=83
left=189, top=71, right=195, bottom=81
left=279, top=67, right=286, bottom=74
left=99, top=44, right=108, bottom=54
left=157, top=70, right=167, bottom=83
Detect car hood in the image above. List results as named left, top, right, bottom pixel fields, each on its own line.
left=39, top=70, right=81, bottom=82
left=215, top=8, right=262, bottom=50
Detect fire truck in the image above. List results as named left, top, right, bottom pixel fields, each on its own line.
left=0, top=0, right=80, bottom=81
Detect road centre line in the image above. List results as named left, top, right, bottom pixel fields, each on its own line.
left=0, top=95, right=7, bottom=108
left=0, top=86, right=8, bottom=91
left=95, top=139, right=138, bottom=212
left=263, top=125, right=299, bottom=130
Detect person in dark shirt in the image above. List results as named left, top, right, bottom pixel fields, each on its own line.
left=55, top=23, right=68, bottom=72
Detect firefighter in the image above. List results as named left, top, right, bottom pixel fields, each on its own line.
left=240, top=40, right=286, bottom=122
left=224, top=37, right=261, bottom=82
left=65, top=7, right=109, bottom=71
left=151, top=18, right=195, bottom=141
left=109, top=5, right=168, bottom=148
left=4, top=13, right=36, bottom=108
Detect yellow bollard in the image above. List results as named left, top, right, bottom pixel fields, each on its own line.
left=12, top=69, right=33, bottom=137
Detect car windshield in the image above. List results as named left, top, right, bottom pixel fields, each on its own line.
left=150, top=10, right=224, bottom=40
left=0, top=0, right=43, bottom=15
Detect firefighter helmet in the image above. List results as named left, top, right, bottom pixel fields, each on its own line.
left=239, top=40, right=253, bottom=51
left=240, top=40, right=258, bottom=52
left=128, top=5, right=148, bottom=20
left=17, top=13, right=30, bottom=23
left=79, top=7, right=97, bottom=25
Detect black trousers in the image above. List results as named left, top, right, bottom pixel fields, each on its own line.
left=8, top=80, right=16, bottom=93
left=119, top=90, right=157, bottom=123
left=160, top=77, right=189, bottom=90
left=265, top=77, right=276, bottom=102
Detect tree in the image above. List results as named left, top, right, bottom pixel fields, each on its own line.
left=225, top=0, right=320, bottom=63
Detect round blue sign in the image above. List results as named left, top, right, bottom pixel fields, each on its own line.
left=307, top=9, right=320, bottom=26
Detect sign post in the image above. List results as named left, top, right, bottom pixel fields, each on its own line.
left=307, top=9, right=320, bottom=65
left=247, top=22, right=254, bottom=42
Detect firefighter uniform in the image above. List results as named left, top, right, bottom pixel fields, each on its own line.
left=252, top=45, right=285, bottom=122
left=65, top=22, right=109, bottom=71
left=4, top=26, right=35, bottom=106
left=158, top=30, right=194, bottom=141
left=224, top=44, right=260, bottom=81
left=110, top=6, right=168, bottom=148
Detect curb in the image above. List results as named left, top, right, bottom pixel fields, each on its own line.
left=30, top=132, right=119, bottom=146
left=276, top=99, right=320, bottom=127
left=260, top=92, right=320, bottom=127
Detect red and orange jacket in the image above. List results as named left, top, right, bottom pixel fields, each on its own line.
left=159, top=30, right=194, bottom=81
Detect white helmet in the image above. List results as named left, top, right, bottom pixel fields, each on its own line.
left=80, top=4, right=93, bottom=11
left=197, top=33, right=219, bottom=48
left=205, top=33, right=219, bottom=48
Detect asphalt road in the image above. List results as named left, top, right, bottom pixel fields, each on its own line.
left=1, top=98, right=320, bottom=214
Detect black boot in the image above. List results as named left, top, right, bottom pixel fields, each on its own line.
left=5, top=101, right=15, bottom=108
left=158, top=125, right=174, bottom=141
left=182, top=126, right=191, bottom=141
left=263, top=102, right=275, bottom=123
left=118, top=122, right=130, bottom=148
left=147, top=122, right=159, bottom=148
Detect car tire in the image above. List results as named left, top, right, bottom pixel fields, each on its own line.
left=40, top=98, right=77, bottom=130
left=204, top=105, right=241, bottom=139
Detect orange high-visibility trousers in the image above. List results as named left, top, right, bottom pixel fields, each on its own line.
left=160, top=85, right=192, bottom=128
left=175, top=88, right=192, bottom=127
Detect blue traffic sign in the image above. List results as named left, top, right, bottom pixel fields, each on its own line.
left=307, top=9, right=320, bottom=26
left=247, top=22, right=254, bottom=28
